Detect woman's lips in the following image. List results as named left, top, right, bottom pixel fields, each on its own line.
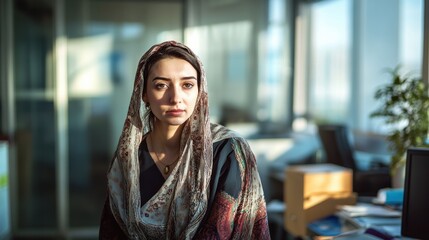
left=166, top=109, right=185, bottom=117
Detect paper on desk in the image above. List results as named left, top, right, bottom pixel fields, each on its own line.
left=337, top=203, right=401, bottom=218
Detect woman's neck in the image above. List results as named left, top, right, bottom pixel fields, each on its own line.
left=151, top=123, right=183, bottom=151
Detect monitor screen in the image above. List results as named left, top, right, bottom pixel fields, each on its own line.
left=401, top=147, right=429, bottom=239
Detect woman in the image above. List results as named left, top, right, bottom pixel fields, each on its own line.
left=99, top=41, right=270, bottom=239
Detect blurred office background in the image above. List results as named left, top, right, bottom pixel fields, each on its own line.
left=0, top=0, right=427, bottom=239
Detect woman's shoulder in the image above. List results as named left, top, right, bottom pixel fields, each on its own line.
left=210, top=124, right=258, bottom=181
left=210, top=123, right=254, bottom=161
left=210, top=123, right=248, bottom=144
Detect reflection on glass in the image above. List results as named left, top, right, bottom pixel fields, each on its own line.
left=14, top=0, right=57, bottom=228
left=187, top=21, right=254, bottom=124
left=67, top=34, right=114, bottom=98
left=186, top=0, right=293, bottom=135
left=16, top=100, right=57, bottom=228
left=309, top=0, right=351, bottom=123
left=258, top=0, right=291, bottom=128
left=400, top=0, right=423, bottom=72
left=303, top=0, right=424, bottom=132
left=65, top=0, right=183, bottom=228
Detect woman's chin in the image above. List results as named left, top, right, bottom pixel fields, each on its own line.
left=163, top=118, right=188, bottom=127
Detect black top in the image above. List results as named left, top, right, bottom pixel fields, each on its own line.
left=139, top=138, right=241, bottom=206
left=138, top=139, right=166, bottom=206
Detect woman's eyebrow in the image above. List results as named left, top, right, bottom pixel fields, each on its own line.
left=151, top=76, right=170, bottom=81
left=151, top=76, right=197, bottom=81
left=181, top=76, right=197, bottom=81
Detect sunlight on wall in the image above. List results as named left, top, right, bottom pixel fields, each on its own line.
left=185, top=21, right=253, bottom=122
left=400, top=0, right=424, bottom=72
left=67, top=34, right=114, bottom=98
left=309, top=0, right=351, bottom=123
left=157, top=30, right=182, bottom=43
left=258, top=0, right=291, bottom=123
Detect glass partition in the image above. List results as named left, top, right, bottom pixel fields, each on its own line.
left=65, top=0, right=183, bottom=229
left=294, top=0, right=424, bottom=133
left=10, top=0, right=184, bottom=237
left=14, top=0, right=57, bottom=228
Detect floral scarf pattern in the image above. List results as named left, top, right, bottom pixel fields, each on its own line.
left=106, top=41, right=269, bottom=239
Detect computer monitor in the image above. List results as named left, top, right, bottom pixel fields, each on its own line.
left=401, top=147, right=429, bottom=239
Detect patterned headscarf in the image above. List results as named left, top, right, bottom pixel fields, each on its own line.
left=107, top=41, right=214, bottom=239
left=106, top=41, right=269, bottom=240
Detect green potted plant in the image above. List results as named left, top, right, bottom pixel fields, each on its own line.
left=370, top=67, right=429, bottom=184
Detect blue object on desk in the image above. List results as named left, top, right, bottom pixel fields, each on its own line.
left=384, top=189, right=403, bottom=205
left=308, top=215, right=342, bottom=236
left=376, top=188, right=404, bottom=205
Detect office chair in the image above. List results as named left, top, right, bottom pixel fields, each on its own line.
left=317, top=124, right=391, bottom=196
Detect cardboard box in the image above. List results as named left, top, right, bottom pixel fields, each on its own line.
left=284, top=163, right=357, bottom=237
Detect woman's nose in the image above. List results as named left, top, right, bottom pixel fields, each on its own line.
left=169, top=85, right=182, bottom=104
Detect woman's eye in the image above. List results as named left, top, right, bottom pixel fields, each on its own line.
left=155, top=83, right=168, bottom=89
left=183, top=83, right=194, bottom=89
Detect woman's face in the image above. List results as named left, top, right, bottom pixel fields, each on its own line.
left=143, top=57, right=199, bottom=128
